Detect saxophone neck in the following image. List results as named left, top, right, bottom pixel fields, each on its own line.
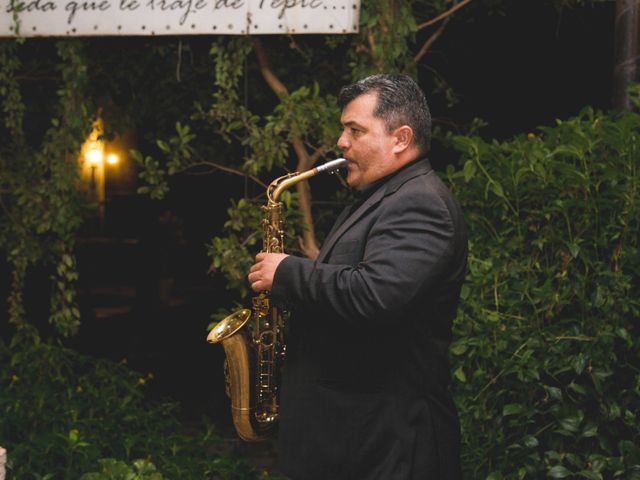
left=267, top=158, right=348, bottom=204
left=267, top=171, right=311, bottom=205
left=263, top=158, right=348, bottom=253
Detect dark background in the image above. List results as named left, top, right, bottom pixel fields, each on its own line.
left=0, top=0, right=617, bottom=434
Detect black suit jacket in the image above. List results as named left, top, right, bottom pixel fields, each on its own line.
left=272, top=158, right=467, bottom=480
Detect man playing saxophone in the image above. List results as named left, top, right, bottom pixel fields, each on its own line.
left=248, top=74, right=468, bottom=480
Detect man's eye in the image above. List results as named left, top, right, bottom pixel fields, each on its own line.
left=350, top=128, right=360, bottom=135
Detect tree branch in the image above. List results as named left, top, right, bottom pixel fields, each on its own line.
left=411, top=17, right=450, bottom=67
left=184, top=160, right=267, bottom=188
left=417, top=0, right=473, bottom=31
left=254, top=38, right=288, bottom=99
left=253, top=38, right=321, bottom=259
left=309, top=147, right=326, bottom=165
left=367, top=31, right=381, bottom=71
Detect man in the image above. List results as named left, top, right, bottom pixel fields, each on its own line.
left=248, top=74, right=467, bottom=480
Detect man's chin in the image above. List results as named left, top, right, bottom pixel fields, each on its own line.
left=346, top=173, right=361, bottom=190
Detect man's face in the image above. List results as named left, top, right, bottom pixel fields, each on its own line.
left=337, top=92, right=397, bottom=190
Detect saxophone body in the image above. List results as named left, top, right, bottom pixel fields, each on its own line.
left=207, top=158, right=347, bottom=442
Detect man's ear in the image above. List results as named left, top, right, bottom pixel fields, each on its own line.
left=392, top=125, right=414, bottom=154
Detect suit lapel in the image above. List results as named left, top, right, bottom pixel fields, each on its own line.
left=320, top=204, right=352, bottom=249
left=317, top=158, right=434, bottom=263
left=317, top=186, right=386, bottom=263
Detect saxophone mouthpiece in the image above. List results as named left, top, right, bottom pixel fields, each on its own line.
left=316, top=158, right=348, bottom=174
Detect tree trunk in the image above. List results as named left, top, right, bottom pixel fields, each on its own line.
left=612, top=0, right=639, bottom=110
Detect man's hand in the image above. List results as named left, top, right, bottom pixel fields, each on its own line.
left=248, top=252, right=289, bottom=292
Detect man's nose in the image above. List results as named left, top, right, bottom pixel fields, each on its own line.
left=337, top=132, right=349, bottom=150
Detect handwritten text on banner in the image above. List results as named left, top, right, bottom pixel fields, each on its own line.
left=0, top=0, right=360, bottom=36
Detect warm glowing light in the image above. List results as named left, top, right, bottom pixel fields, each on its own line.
left=106, top=153, right=119, bottom=165
left=86, top=147, right=103, bottom=165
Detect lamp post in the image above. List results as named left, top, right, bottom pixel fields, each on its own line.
left=80, top=119, right=127, bottom=233
left=85, top=144, right=105, bottom=230
left=86, top=146, right=103, bottom=201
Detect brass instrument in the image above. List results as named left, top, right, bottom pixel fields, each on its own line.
left=207, top=158, right=348, bottom=442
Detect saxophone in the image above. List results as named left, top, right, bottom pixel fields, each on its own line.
left=207, top=158, right=348, bottom=442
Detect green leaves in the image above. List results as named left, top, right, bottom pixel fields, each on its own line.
left=0, top=339, right=268, bottom=479
left=502, top=403, right=524, bottom=416
left=449, top=104, right=640, bottom=478
left=81, top=458, right=164, bottom=480
left=548, top=465, right=572, bottom=478
left=131, top=150, right=169, bottom=200
left=0, top=41, right=25, bottom=142
left=463, top=159, right=477, bottom=182
left=132, top=121, right=197, bottom=200
left=1, top=39, right=91, bottom=338
left=453, top=365, right=467, bottom=383
left=49, top=242, right=81, bottom=336
left=557, top=410, right=584, bottom=435
left=350, top=0, right=418, bottom=76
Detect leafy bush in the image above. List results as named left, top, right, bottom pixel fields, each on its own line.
left=0, top=338, right=273, bottom=479
left=446, top=103, right=640, bottom=479
left=81, top=458, right=163, bottom=480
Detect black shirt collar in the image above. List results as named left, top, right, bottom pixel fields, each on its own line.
left=356, top=156, right=427, bottom=200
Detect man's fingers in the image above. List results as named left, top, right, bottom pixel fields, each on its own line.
left=247, top=252, right=285, bottom=293
left=247, top=269, right=260, bottom=283
left=249, top=253, right=266, bottom=275
left=249, top=272, right=264, bottom=292
left=248, top=267, right=266, bottom=292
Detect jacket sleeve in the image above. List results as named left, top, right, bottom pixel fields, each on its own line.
left=271, top=188, right=456, bottom=326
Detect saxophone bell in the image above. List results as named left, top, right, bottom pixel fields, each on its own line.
left=207, top=309, right=251, bottom=344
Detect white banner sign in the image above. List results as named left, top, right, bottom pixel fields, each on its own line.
left=0, top=0, right=359, bottom=36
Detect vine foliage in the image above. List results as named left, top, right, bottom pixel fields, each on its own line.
left=0, top=39, right=95, bottom=339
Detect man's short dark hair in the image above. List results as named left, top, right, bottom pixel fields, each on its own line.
left=338, top=74, right=432, bottom=155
